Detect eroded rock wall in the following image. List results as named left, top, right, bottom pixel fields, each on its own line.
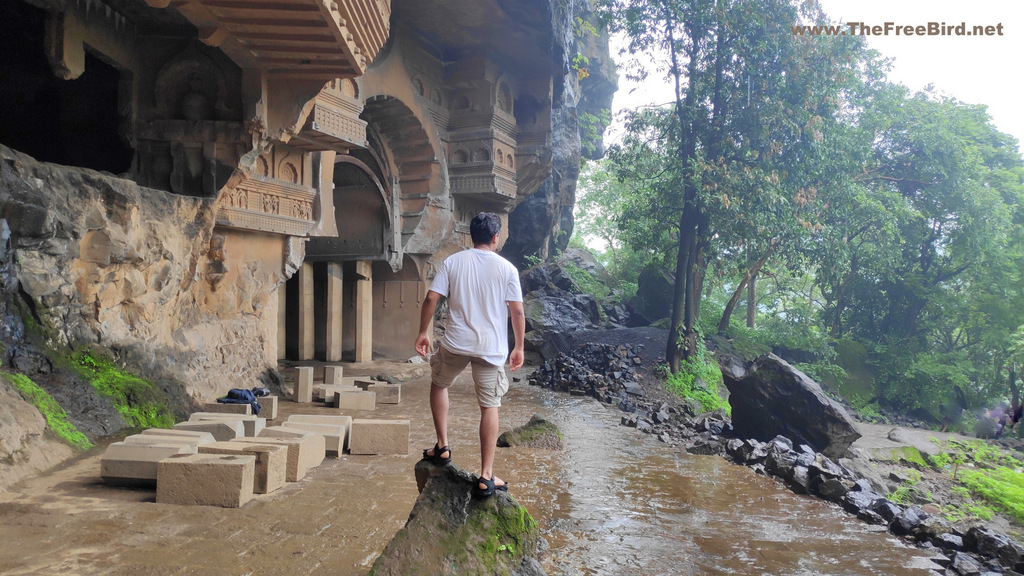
left=504, top=0, right=616, bottom=267
left=1, top=144, right=287, bottom=403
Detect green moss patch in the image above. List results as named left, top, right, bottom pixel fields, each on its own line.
left=67, top=349, right=175, bottom=429
left=2, top=372, right=92, bottom=450
left=498, top=415, right=563, bottom=449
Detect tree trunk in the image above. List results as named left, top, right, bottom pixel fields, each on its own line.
left=746, top=273, right=756, bottom=328
left=718, top=251, right=770, bottom=334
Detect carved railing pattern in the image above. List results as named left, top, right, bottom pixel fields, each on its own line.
left=217, top=175, right=317, bottom=236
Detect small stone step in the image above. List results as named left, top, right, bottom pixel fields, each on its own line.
left=138, top=429, right=216, bottom=445
left=188, top=413, right=266, bottom=437
left=282, top=421, right=346, bottom=455
left=295, top=366, right=314, bottom=402
left=173, top=420, right=244, bottom=442
left=335, top=390, right=376, bottom=410
left=201, top=402, right=252, bottom=415
left=349, top=419, right=409, bottom=455
left=156, top=453, right=256, bottom=508
left=100, top=441, right=194, bottom=485
left=198, top=442, right=287, bottom=494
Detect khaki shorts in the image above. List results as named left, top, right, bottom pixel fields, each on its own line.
left=430, top=346, right=509, bottom=408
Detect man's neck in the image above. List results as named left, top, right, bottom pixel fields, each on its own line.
left=473, top=244, right=495, bottom=252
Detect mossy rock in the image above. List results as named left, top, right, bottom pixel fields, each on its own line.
left=370, top=461, right=544, bottom=576
left=497, top=415, right=563, bottom=450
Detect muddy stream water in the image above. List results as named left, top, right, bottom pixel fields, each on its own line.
left=0, top=362, right=938, bottom=575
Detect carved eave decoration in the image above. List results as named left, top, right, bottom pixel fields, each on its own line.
left=146, top=0, right=390, bottom=80
left=216, top=173, right=318, bottom=236
left=290, top=79, right=368, bottom=152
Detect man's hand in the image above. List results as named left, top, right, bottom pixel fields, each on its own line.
left=415, top=333, right=431, bottom=357
left=509, top=347, right=524, bottom=372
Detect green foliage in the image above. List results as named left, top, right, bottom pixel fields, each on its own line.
left=958, top=468, right=1024, bottom=524
left=68, top=349, right=175, bottom=429
left=2, top=372, right=92, bottom=450
left=663, top=334, right=730, bottom=414
left=563, top=261, right=610, bottom=300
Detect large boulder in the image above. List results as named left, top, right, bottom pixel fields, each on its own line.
left=498, top=415, right=563, bottom=450
left=625, top=265, right=674, bottom=326
left=523, top=290, right=598, bottom=333
left=370, top=461, right=546, bottom=576
left=722, top=354, right=861, bottom=459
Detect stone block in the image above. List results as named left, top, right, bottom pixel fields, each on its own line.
left=286, top=414, right=352, bottom=451
left=188, top=413, right=265, bottom=437
left=258, top=427, right=326, bottom=467
left=349, top=419, right=410, bottom=455
left=233, top=433, right=318, bottom=482
left=122, top=435, right=202, bottom=451
left=324, top=365, right=344, bottom=384
left=156, top=454, right=256, bottom=508
left=335, top=390, right=376, bottom=410
left=139, top=429, right=216, bottom=445
left=201, top=402, right=252, bottom=415
left=281, top=422, right=346, bottom=454
left=367, top=383, right=401, bottom=404
left=174, top=420, right=244, bottom=442
left=295, top=366, right=314, bottom=402
left=100, top=442, right=194, bottom=485
left=318, top=384, right=359, bottom=404
left=261, top=395, right=278, bottom=420
left=198, top=442, right=287, bottom=494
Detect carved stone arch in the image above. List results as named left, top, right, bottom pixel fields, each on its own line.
left=452, top=94, right=471, bottom=111
left=495, top=147, right=505, bottom=165
left=452, top=149, right=468, bottom=164
left=430, top=88, right=443, bottom=107
left=361, top=95, right=440, bottom=249
left=412, top=77, right=425, bottom=97
left=471, top=148, right=489, bottom=162
left=154, top=43, right=229, bottom=120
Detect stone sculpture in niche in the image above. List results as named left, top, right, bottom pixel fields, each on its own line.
left=205, top=234, right=228, bottom=291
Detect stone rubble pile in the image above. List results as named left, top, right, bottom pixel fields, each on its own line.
left=528, top=342, right=645, bottom=402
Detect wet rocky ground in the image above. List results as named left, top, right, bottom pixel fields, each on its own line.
left=525, top=327, right=1024, bottom=576
left=0, top=351, right=950, bottom=576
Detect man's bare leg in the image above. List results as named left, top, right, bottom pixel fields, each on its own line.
left=479, top=405, right=505, bottom=488
left=428, top=384, right=450, bottom=459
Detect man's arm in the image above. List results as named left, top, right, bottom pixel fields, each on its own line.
left=415, top=290, right=443, bottom=357
left=507, top=300, right=525, bottom=371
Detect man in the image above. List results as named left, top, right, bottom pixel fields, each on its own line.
left=414, top=212, right=526, bottom=497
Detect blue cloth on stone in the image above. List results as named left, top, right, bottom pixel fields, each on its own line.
left=217, top=388, right=261, bottom=415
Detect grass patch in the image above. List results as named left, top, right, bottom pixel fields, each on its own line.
left=2, top=372, right=92, bottom=450
left=67, top=349, right=175, bottom=429
left=663, top=335, right=730, bottom=415
left=957, top=467, right=1024, bottom=524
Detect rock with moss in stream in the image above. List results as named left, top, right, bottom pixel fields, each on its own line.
left=369, top=461, right=546, bottom=576
left=498, top=415, right=563, bottom=450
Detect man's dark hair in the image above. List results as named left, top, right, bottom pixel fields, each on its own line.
left=470, top=212, right=501, bottom=245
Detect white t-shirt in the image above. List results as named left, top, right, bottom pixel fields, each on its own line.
left=429, top=248, right=523, bottom=366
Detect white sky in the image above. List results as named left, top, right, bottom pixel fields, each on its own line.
left=608, top=0, right=1024, bottom=154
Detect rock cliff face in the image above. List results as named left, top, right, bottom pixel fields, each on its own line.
left=0, top=145, right=286, bottom=448
left=504, top=0, right=616, bottom=268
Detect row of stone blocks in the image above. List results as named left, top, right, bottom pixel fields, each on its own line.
left=199, top=395, right=279, bottom=420
left=293, top=366, right=401, bottom=408
left=100, top=415, right=410, bottom=508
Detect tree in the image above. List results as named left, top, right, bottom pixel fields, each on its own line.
left=599, top=0, right=867, bottom=371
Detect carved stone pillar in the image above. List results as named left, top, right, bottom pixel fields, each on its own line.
left=354, top=260, right=373, bottom=363
left=277, top=284, right=288, bottom=360
left=298, top=261, right=315, bottom=360
left=326, top=262, right=344, bottom=362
